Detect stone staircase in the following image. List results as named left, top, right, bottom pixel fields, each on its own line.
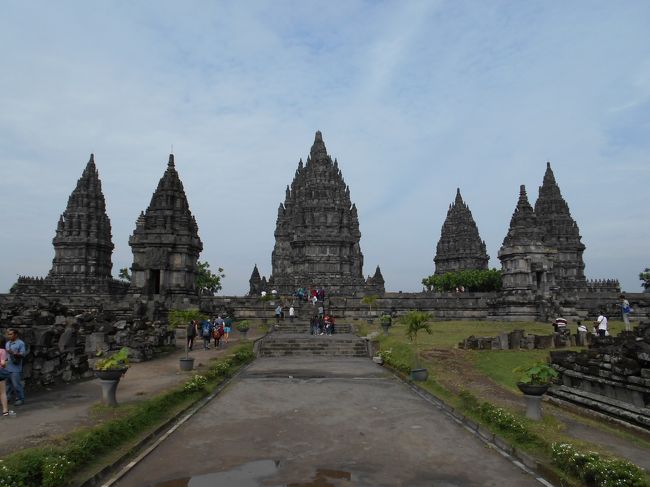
left=256, top=319, right=368, bottom=358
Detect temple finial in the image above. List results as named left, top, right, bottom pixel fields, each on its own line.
left=168, top=153, right=175, bottom=167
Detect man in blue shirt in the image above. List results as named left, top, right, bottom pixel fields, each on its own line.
left=5, top=329, right=26, bottom=406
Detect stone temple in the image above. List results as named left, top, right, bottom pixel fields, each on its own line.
left=260, top=131, right=383, bottom=296
left=434, top=188, right=489, bottom=275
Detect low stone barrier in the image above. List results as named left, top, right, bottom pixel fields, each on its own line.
left=458, top=329, right=582, bottom=350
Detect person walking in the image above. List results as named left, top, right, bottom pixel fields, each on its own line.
left=289, top=305, right=295, bottom=323
left=223, top=316, right=232, bottom=344
left=200, top=319, right=213, bottom=350
left=620, top=294, right=632, bottom=332
left=275, top=305, right=282, bottom=325
left=5, top=329, right=26, bottom=406
left=186, top=320, right=198, bottom=351
left=0, top=337, right=16, bottom=417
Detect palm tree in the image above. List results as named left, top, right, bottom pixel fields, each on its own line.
left=400, top=310, right=432, bottom=370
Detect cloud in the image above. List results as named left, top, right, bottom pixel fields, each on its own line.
left=1, top=1, right=649, bottom=295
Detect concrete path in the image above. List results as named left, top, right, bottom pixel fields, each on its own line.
left=0, top=336, right=250, bottom=457
left=113, top=357, right=543, bottom=487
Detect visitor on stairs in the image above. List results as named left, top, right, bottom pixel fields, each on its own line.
left=289, top=305, right=295, bottom=323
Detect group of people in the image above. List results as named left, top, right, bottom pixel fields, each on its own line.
left=294, top=286, right=326, bottom=305
left=310, top=314, right=336, bottom=336
left=0, top=329, right=26, bottom=417
left=186, top=316, right=232, bottom=351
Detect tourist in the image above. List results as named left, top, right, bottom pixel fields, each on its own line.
left=576, top=321, right=588, bottom=333
left=289, top=305, right=295, bottom=323
left=0, top=337, right=15, bottom=417
left=275, top=305, right=282, bottom=324
left=223, top=316, right=232, bottom=344
left=200, top=319, right=213, bottom=349
left=553, top=317, right=568, bottom=334
left=594, top=311, right=608, bottom=338
left=318, top=304, right=324, bottom=319
left=186, top=320, right=198, bottom=351
left=620, top=294, right=632, bottom=332
left=214, top=316, right=226, bottom=347
left=5, top=329, right=26, bottom=406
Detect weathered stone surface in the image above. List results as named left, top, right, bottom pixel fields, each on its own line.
left=266, top=132, right=378, bottom=296
left=434, top=189, right=489, bottom=275
left=129, top=154, right=203, bottom=300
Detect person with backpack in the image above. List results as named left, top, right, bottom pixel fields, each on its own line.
left=5, top=329, right=26, bottom=406
left=223, top=315, right=233, bottom=344
left=200, top=319, right=213, bottom=350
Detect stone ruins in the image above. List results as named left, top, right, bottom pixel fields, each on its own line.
left=0, top=131, right=648, bottom=393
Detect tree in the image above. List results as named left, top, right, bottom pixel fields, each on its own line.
left=421, top=269, right=502, bottom=292
left=400, top=310, right=432, bottom=369
left=640, top=268, right=650, bottom=291
left=118, top=267, right=131, bottom=282
left=196, top=261, right=225, bottom=295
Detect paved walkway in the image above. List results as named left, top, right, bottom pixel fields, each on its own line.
left=114, top=357, right=544, bottom=487
left=0, top=335, right=251, bottom=457
left=0, top=333, right=648, bottom=485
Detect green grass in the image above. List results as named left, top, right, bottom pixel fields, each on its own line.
left=364, top=318, right=650, bottom=485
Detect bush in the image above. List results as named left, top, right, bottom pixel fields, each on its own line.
left=422, top=269, right=502, bottom=292
left=552, top=443, right=648, bottom=487
left=183, top=375, right=208, bottom=393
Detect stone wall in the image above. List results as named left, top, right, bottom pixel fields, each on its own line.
left=458, top=329, right=587, bottom=350
left=548, top=322, right=650, bottom=428
left=0, top=294, right=173, bottom=387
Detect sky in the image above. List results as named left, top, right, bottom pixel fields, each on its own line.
left=1, top=1, right=649, bottom=295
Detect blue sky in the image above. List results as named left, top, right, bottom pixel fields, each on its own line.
left=1, top=1, right=648, bottom=295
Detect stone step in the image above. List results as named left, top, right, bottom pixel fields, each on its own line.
left=257, top=333, right=368, bottom=358
left=273, top=323, right=353, bottom=334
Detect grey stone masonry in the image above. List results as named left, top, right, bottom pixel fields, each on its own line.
left=129, top=154, right=203, bottom=300
left=268, top=131, right=378, bottom=295
left=434, top=188, right=489, bottom=275
left=534, top=162, right=587, bottom=293
left=12, top=154, right=128, bottom=296
left=498, top=185, right=557, bottom=295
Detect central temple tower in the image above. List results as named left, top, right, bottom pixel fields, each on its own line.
left=268, top=131, right=372, bottom=295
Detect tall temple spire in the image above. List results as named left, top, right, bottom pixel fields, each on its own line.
left=534, top=162, right=586, bottom=291
left=434, top=188, right=488, bottom=275
left=129, top=154, right=203, bottom=299
left=498, top=184, right=556, bottom=294
left=269, top=131, right=376, bottom=295
left=49, top=153, right=114, bottom=280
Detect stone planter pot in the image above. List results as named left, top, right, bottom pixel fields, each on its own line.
left=94, top=368, right=127, bottom=381
left=238, top=329, right=249, bottom=339
left=179, top=357, right=195, bottom=371
left=381, top=323, right=390, bottom=336
left=94, top=368, right=127, bottom=407
left=410, top=368, right=428, bottom=381
left=516, top=383, right=549, bottom=396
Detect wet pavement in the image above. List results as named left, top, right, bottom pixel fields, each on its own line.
left=114, top=357, right=543, bottom=487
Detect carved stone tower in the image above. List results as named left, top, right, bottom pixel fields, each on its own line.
left=534, top=162, right=586, bottom=293
left=498, top=185, right=556, bottom=295
left=269, top=131, right=374, bottom=295
left=49, top=154, right=114, bottom=280
left=434, top=188, right=489, bottom=275
left=129, top=154, right=203, bottom=300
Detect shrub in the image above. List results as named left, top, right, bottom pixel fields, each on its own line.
left=183, top=375, right=208, bottom=393
left=552, top=443, right=648, bottom=487
left=422, top=269, right=502, bottom=292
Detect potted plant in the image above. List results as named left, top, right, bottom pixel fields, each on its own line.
left=94, top=347, right=130, bottom=380
left=400, top=310, right=432, bottom=381
left=379, top=314, right=392, bottom=336
left=361, top=295, right=379, bottom=323
left=236, top=320, right=250, bottom=340
left=514, top=362, right=558, bottom=396
left=169, top=309, right=207, bottom=372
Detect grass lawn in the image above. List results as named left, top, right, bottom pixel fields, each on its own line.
left=360, top=317, right=650, bottom=483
